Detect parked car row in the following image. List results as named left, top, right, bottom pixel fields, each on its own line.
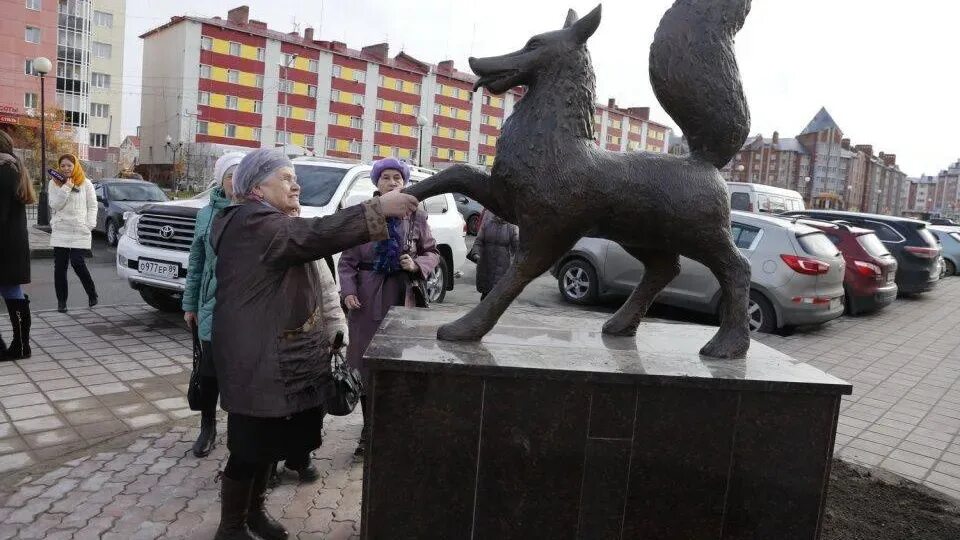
left=552, top=208, right=946, bottom=335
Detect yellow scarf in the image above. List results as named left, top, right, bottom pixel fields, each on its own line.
left=58, top=155, right=86, bottom=187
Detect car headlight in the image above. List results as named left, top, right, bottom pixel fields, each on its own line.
left=123, top=211, right=139, bottom=240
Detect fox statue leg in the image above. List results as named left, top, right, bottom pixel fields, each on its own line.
left=692, top=235, right=752, bottom=359
left=602, top=249, right=681, bottom=336
left=404, top=165, right=514, bottom=223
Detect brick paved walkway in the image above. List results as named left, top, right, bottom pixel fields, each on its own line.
left=2, top=281, right=960, bottom=538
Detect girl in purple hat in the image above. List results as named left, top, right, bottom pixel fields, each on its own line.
left=338, top=158, right=440, bottom=456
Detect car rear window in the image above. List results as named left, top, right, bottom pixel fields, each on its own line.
left=731, top=192, right=750, bottom=211
left=917, top=227, right=938, bottom=247
left=857, top=233, right=890, bottom=257
left=858, top=221, right=902, bottom=242
left=797, top=232, right=838, bottom=258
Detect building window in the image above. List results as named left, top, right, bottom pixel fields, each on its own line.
left=481, top=114, right=490, bottom=125
left=282, top=53, right=297, bottom=67
left=197, top=121, right=208, bottom=135
left=307, top=85, right=317, bottom=97
left=226, top=96, right=238, bottom=110
left=276, top=131, right=288, bottom=144
left=450, top=107, right=458, bottom=118
left=353, top=71, right=366, bottom=83
left=375, top=121, right=383, bottom=132
left=328, top=113, right=338, bottom=125
left=306, top=110, right=316, bottom=122
left=256, top=48, right=264, bottom=61
left=199, top=64, right=211, bottom=78
left=332, top=64, right=342, bottom=78
left=229, top=42, right=241, bottom=56
left=308, top=59, right=319, bottom=73
left=253, top=101, right=262, bottom=113
left=254, top=75, right=263, bottom=88
left=393, top=102, right=402, bottom=114
left=91, top=72, right=110, bottom=88
left=482, top=95, right=491, bottom=105
left=278, top=105, right=291, bottom=118
left=305, top=135, right=315, bottom=147
left=352, top=94, right=364, bottom=106
left=227, top=70, right=239, bottom=84
left=350, top=117, right=362, bottom=129
left=349, top=140, right=360, bottom=154
left=225, top=124, right=237, bottom=138
left=24, top=59, right=37, bottom=76
left=252, top=128, right=261, bottom=141
left=394, top=79, right=403, bottom=91
left=25, top=26, right=40, bottom=43
left=24, top=93, right=38, bottom=109
left=26, top=0, right=41, bottom=11
left=90, top=103, right=109, bottom=118
left=200, top=36, right=212, bottom=50
left=92, top=42, right=112, bottom=59
left=377, top=98, right=384, bottom=110
left=279, top=80, right=292, bottom=93
left=392, top=124, right=401, bottom=135
left=93, top=10, right=113, bottom=27
left=331, top=89, right=341, bottom=102
left=198, top=91, right=210, bottom=105
left=89, top=133, right=108, bottom=147
left=433, top=103, right=441, bottom=115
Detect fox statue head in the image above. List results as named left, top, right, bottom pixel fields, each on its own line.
left=469, top=5, right=602, bottom=95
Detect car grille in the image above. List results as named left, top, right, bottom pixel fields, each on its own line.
left=137, top=213, right=196, bottom=252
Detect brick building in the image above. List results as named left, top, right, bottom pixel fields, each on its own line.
left=137, top=6, right=671, bottom=183
left=0, top=0, right=59, bottom=135
left=932, top=160, right=960, bottom=220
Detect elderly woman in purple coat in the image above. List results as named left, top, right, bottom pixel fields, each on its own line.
left=338, top=158, right=440, bottom=456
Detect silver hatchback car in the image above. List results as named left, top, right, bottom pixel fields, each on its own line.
left=552, top=211, right=847, bottom=333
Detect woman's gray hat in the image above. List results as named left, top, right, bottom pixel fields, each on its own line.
left=232, top=148, right=293, bottom=199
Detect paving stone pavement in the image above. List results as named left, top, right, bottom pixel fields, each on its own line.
left=2, top=279, right=960, bottom=537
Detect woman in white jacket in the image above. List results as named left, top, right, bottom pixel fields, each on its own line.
left=48, top=154, right=98, bottom=313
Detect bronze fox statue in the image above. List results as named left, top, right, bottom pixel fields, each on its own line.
left=406, top=0, right=753, bottom=358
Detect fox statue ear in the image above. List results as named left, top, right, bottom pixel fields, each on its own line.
left=569, top=4, right=601, bottom=44
left=563, top=9, right=578, bottom=28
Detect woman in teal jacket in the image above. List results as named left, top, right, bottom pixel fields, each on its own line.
left=182, top=152, right=244, bottom=457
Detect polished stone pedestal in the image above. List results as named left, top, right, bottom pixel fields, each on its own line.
left=360, top=308, right=852, bottom=540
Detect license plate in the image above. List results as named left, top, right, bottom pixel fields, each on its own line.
left=138, top=259, right=179, bottom=279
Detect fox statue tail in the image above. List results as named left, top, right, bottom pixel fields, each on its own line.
left=649, top=0, right=751, bottom=170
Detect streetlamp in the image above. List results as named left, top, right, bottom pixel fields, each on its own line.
left=874, top=189, right=882, bottom=214
left=165, top=135, right=183, bottom=192
left=844, top=185, right=853, bottom=210
left=804, top=176, right=812, bottom=207
left=278, top=54, right=298, bottom=151
left=34, top=56, right=53, bottom=227
left=416, top=115, right=428, bottom=166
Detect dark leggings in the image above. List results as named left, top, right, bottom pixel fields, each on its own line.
left=53, top=248, right=97, bottom=303
left=224, top=455, right=265, bottom=481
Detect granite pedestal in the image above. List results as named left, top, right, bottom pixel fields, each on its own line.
left=360, top=308, right=852, bottom=540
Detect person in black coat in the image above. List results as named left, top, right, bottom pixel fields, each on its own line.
left=0, top=131, right=35, bottom=361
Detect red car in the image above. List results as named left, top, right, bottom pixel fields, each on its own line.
left=797, top=219, right=898, bottom=315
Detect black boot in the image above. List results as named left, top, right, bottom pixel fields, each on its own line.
left=57, top=301, right=67, bottom=313
left=213, top=475, right=259, bottom=540
left=4, top=297, right=31, bottom=360
left=192, top=410, right=216, bottom=458
left=355, top=396, right=369, bottom=456
left=247, top=465, right=288, bottom=540
left=286, top=462, right=320, bottom=483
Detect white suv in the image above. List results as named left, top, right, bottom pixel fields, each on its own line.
left=116, top=157, right=467, bottom=312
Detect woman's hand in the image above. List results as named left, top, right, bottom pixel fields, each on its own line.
left=184, top=311, right=197, bottom=328
left=344, top=295, right=362, bottom=310
left=399, top=254, right=419, bottom=273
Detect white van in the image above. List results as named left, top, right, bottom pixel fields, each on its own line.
left=726, top=182, right=805, bottom=214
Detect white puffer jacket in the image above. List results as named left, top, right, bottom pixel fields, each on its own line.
left=48, top=180, right=97, bottom=249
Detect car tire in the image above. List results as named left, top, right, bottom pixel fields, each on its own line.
left=747, top=291, right=777, bottom=333
left=946, top=259, right=956, bottom=277
left=140, top=288, right=183, bottom=313
left=467, top=214, right=481, bottom=236
left=558, top=259, right=599, bottom=305
left=426, top=257, right=448, bottom=304
left=106, top=219, right=120, bottom=247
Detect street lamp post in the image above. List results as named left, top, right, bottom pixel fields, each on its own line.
left=34, top=56, right=53, bottom=227
left=279, top=54, right=298, bottom=152
left=804, top=176, right=812, bottom=208
left=416, top=115, right=428, bottom=166
left=845, top=185, right=853, bottom=210
left=875, top=189, right=882, bottom=214
left=165, top=135, right=183, bottom=192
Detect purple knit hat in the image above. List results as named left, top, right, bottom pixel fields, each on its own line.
left=371, top=158, right=410, bottom=186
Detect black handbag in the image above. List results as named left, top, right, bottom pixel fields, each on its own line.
left=325, top=331, right=363, bottom=416
left=187, top=322, right=204, bottom=411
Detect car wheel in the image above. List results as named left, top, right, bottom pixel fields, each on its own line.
left=946, top=260, right=956, bottom=277
left=747, top=291, right=777, bottom=333
left=467, top=214, right=481, bottom=236
left=426, top=257, right=448, bottom=303
left=140, top=288, right=183, bottom=313
left=106, top=219, right=120, bottom=247
left=558, top=259, right=599, bottom=305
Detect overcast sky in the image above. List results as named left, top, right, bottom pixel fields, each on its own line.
left=121, top=0, right=958, bottom=176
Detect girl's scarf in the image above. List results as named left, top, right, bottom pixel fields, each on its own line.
left=55, top=155, right=86, bottom=188
left=373, top=217, right=404, bottom=274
